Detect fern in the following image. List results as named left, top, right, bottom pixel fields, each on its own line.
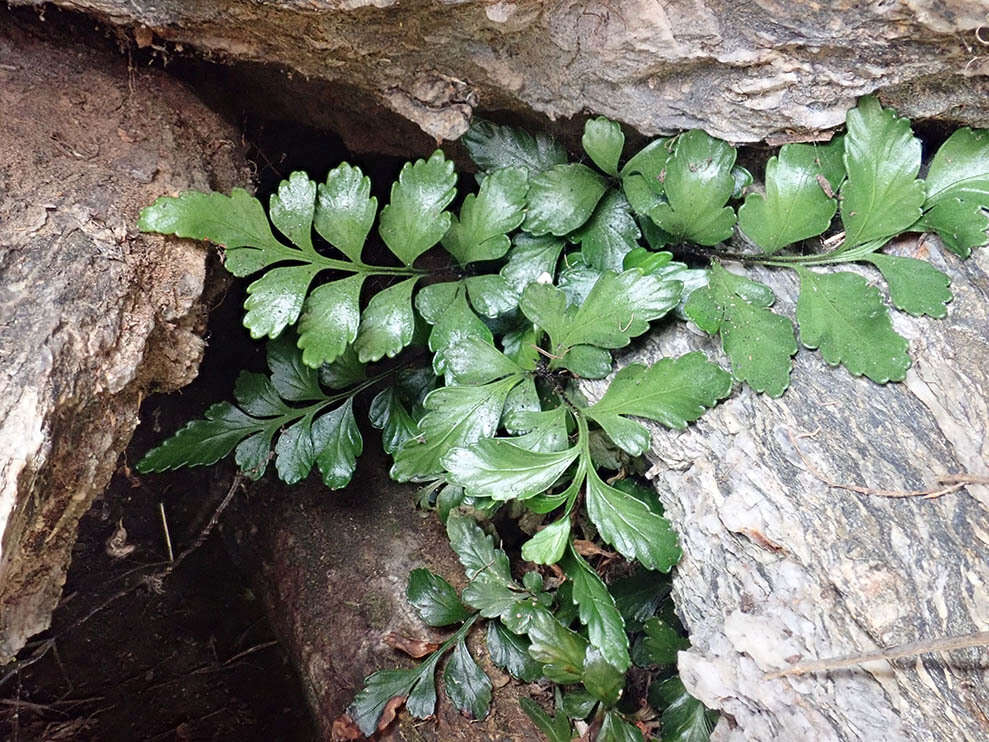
left=135, top=97, right=988, bottom=740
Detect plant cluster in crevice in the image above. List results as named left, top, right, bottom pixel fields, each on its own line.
left=134, top=96, right=988, bottom=741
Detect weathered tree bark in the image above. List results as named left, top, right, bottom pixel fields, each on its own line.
left=221, top=444, right=541, bottom=741
left=0, top=12, right=249, bottom=662
left=8, top=1, right=989, bottom=146
left=583, top=238, right=989, bottom=741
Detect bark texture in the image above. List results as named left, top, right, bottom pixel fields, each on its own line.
left=0, top=13, right=249, bottom=662
left=583, top=238, right=989, bottom=741
left=222, top=445, right=541, bottom=741
left=9, top=0, right=989, bottom=145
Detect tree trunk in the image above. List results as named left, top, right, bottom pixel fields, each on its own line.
left=9, top=0, right=989, bottom=145
left=0, top=11, right=249, bottom=662
left=581, top=238, right=989, bottom=741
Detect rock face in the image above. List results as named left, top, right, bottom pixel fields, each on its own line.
left=222, top=444, right=540, bottom=741
left=584, top=239, right=989, bottom=741
left=11, top=0, right=989, bottom=144
left=0, top=12, right=249, bottom=661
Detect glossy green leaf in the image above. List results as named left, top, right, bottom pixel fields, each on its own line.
left=269, top=171, right=316, bottom=252
left=391, top=376, right=522, bottom=481
left=582, top=647, right=625, bottom=707
left=796, top=268, right=910, bottom=382
left=418, top=283, right=494, bottom=376
left=446, top=512, right=513, bottom=583
left=647, top=130, right=737, bottom=245
left=444, top=639, right=492, bottom=720
left=583, top=117, right=625, bottom=176
left=233, top=371, right=289, bottom=417
left=369, top=388, right=420, bottom=455
left=650, top=677, right=717, bottom=742
left=737, top=141, right=841, bottom=253
left=611, top=571, right=670, bottom=629
left=319, top=345, right=366, bottom=389
left=348, top=669, right=418, bottom=736
left=268, top=334, right=323, bottom=401
left=462, top=119, right=568, bottom=174
left=840, top=96, right=925, bottom=247
left=138, top=188, right=286, bottom=276
left=525, top=607, right=588, bottom=683
left=865, top=253, right=952, bottom=318
left=465, top=274, right=519, bottom=317
left=379, top=150, right=457, bottom=265
left=296, top=274, right=364, bottom=366
left=597, top=710, right=645, bottom=742
left=560, top=689, right=598, bottom=720
left=585, top=467, right=681, bottom=572
left=524, top=164, right=608, bottom=237
left=313, top=162, right=377, bottom=263
left=921, top=127, right=989, bottom=257
left=521, top=518, right=572, bottom=564
left=443, top=439, right=579, bottom=501
left=519, top=697, right=574, bottom=742
left=274, top=414, right=317, bottom=484
left=586, top=353, right=732, bottom=455
left=311, top=398, right=363, bottom=489
left=136, top=402, right=264, bottom=473
left=500, top=235, right=564, bottom=292
left=621, top=138, right=672, bottom=180
left=573, top=190, right=642, bottom=271
left=684, top=262, right=797, bottom=396
left=244, top=264, right=322, bottom=340
left=355, top=276, right=418, bottom=362
left=632, top=617, right=688, bottom=667
left=486, top=621, right=542, bottom=682
left=442, top=167, right=528, bottom=264
left=506, top=406, right=571, bottom=454
left=407, top=568, right=471, bottom=627
left=439, top=336, right=523, bottom=386
left=234, top=427, right=278, bottom=480
left=563, top=547, right=630, bottom=671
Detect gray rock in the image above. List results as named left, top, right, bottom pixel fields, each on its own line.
left=0, top=12, right=249, bottom=662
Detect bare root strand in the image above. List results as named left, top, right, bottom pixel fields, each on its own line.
left=766, top=631, right=989, bottom=679
left=787, top=428, right=988, bottom=499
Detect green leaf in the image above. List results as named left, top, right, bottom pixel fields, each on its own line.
left=443, top=639, right=492, bottom=720
left=737, top=142, right=841, bottom=253
left=446, top=512, right=513, bottom=583
left=683, top=262, right=797, bottom=396
left=500, top=235, right=564, bottom=292
left=348, top=669, right=418, bottom=736
left=463, top=574, right=523, bottom=619
left=233, top=371, right=289, bottom=417
left=138, top=188, right=286, bottom=275
left=525, top=607, right=588, bottom=683
left=465, top=274, right=519, bottom=317
left=560, top=689, right=598, bottom=720
left=235, top=427, right=278, bottom=481
left=921, top=127, right=989, bottom=257
left=443, top=439, right=579, bottom=501
left=370, top=388, right=420, bottom=455
left=418, top=283, right=494, bottom=376
left=597, top=710, right=645, bottom=742
left=585, top=353, right=732, bottom=455
left=244, top=264, right=322, bottom=340
left=519, top=697, right=574, bottom=742
left=319, top=345, right=366, bottom=389
left=439, top=336, right=523, bottom=386
left=355, top=276, right=418, bottom=362
left=506, top=406, right=571, bottom=453
left=632, top=617, right=688, bottom=667
left=391, top=376, right=521, bottom=481
left=573, top=190, right=642, bottom=271
left=313, top=162, right=377, bottom=263
left=585, top=467, right=681, bottom=572
left=267, top=334, right=323, bottom=401
left=379, top=150, right=457, bottom=265
left=136, top=402, right=263, bottom=473
left=583, top=117, right=625, bottom=176
left=269, top=171, right=316, bottom=252
left=311, top=398, right=363, bottom=489
left=406, top=568, right=471, bottom=627
left=611, top=571, right=670, bottom=628
left=795, top=268, right=910, bottom=382
left=296, top=274, right=364, bottom=366
left=487, top=622, right=542, bottom=682
left=621, top=138, right=672, bottom=180
left=865, top=253, right=952, bottom=318
left=520, top=518, right=572, bottom=564
left=520, top=270, right=681, bottom=366
left=274, top=414, right=317, bottom=484
left=563, top=547, right=630, bottom=671
left=582, top=647, right=625, bottom=707
left=647, top=130, right=737, bottom=245
left=462, top=120, right=567, bottom=174
left=650, top=677, right=717, bottom=742
left=442, top=167, right=528, bottom=264
left=524, top=164, right=608, bottom=237
left=840, top=96, right=925, bottom=247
